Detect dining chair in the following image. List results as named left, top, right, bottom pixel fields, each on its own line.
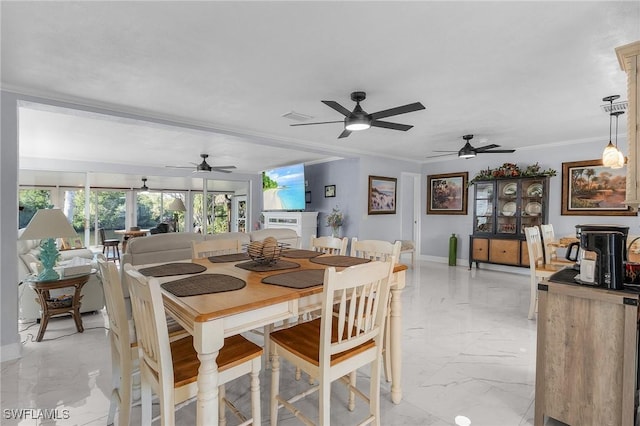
left=524, top=226, right=565, bottom=320
left=350, top=238, right=401, bottom=387
left=191, top=238, right=242, bottom=259
left=309, top=235, right=348, bottom=255
left=97, top=255, right=139, bottom=426
left=100, top=228, right=121, bottom=262
left=539, top=224, right=573, bottom=266
left=269, top=260, right=395, bottom=426
left=124, top=264, right=263, bottom=426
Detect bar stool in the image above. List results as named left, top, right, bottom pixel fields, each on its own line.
left=100, top=228, right=120, bottom=262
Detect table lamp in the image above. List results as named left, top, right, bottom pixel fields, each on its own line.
left=167, top=198, right=186, bottom=232
left=19, top=208, right=78, bottom=281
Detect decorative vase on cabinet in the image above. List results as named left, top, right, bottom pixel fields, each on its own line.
left=469, top=176, right=550, bottom=269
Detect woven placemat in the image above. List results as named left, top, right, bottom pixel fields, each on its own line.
left=208, top=253, right=251, bottom=263
left=235, top=260, right=300, bottom=272
left=161, top=274, right=246, bottom=297
left=261, top=269, right=325, bottom=289
left=138, top=263, right=207, bottom=277
left=310, top=256, right=371, bottom=267
left=281, top=249, right=323, bottom=259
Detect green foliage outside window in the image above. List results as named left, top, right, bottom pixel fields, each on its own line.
left=19, top=189, right=52, bottom=228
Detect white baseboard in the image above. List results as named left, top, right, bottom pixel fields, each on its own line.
left=1, top=342, right=22, bottom=363
left=418, top=255, right=529, bottom=276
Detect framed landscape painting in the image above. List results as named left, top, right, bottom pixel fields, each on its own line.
left=368, top=175, right=397, bottom=214
left=561, top=159, right=636, bottom=216
left=427, top=172, right=468, bottom=215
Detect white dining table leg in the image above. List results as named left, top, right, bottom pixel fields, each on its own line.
left=194, top=320, right=224, bottom=426
left=389, top=269, right=406, bottom=404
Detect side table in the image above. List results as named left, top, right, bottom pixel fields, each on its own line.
left=28, top=272, right=91, bottom=342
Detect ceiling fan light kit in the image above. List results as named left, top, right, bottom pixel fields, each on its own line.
left=601, top=95, right=625, bottom=169
left=290, top=91, right=425, bottom=138
left=140, top=177, right=149, bottom=191
left=427, top=134, right=515, bottom=159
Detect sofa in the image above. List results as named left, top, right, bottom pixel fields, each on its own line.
left=17, top=229, right=106, bottom=323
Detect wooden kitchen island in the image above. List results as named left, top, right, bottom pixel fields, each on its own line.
left=535, top=278, right=639, bottom=425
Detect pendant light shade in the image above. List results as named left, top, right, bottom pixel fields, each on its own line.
left=602, top=95, right=624, bottom=168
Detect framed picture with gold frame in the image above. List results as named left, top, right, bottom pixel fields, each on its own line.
left=426, top=172, right=469, bottom=215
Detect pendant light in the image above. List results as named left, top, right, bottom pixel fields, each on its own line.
left=602, top=95, right=623, bottom=168
left=140, top=177, right=149, bottom=191
left=610, top=110, right=625, bottom=169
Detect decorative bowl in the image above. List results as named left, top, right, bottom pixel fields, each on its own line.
left=245, top=238, right=289, bottom=265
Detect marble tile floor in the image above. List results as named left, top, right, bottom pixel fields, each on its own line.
left=1, top=260, right=565, bottom=426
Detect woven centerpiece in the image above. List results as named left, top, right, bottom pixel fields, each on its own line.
left=261, top=269, right=325, bottom=289
left=245, top=237, right=289, bottom=265
left=280, top=249, right=323, bottom=259
left=161, top=274, right=246, bottom=297
left=138, top=263, right=207, bottom=277
left=309, top=256, right=371, bottom=267
left=208, top=253, right=251, bottom=263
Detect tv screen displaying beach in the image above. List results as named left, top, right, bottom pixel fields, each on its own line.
left=262, top=164, right=306, bottom=211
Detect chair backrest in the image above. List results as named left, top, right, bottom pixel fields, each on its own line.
left=310, top=235, right=348, bottom=255
left=97, top=255, right=133, bottom=363
left=99, top=228, right=107, bottom=244
left=124, top=264, right=175, bottom=398
left=320, top=260, right=395, bottom=360
left=540, top=224, right=555, bottom=264
left=191, top=239, right=242, bottom=259
left=350, top=238, right=401, bottom=263
left=524, top=226, right=545, bottom=269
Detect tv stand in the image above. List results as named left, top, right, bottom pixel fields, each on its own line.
left=262, top=211, right=318, bottom=249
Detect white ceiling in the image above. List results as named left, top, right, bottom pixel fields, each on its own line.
left=2, top=1, right=639, bottom=189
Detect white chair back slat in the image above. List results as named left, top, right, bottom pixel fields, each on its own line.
left=310, top=235, right=349, bottom=255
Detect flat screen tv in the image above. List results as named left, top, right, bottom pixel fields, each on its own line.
left=262, top=163, right=306, bottom=211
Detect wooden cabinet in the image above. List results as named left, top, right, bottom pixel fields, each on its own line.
left=535, top=280, right=639, bottom=425
left=469, top=176, right=549, bottom=268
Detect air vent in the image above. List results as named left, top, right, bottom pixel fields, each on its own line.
left=281, top=111, right=313, bottom=122
left=601, top=101, right=628, bottom=113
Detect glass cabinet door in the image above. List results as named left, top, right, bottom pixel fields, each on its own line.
left=474, top=182, right=494, bottom=233
left=520, top=178, right=545, bottom=233
left=496, top=180, right=518, bottom=234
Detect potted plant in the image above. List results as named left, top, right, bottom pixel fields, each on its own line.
left=326, top=206, right=344, bottom=238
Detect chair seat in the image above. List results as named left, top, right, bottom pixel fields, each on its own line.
left=270, top=317, right=374, bottom=367
left=171, top=334, right=263, bottom=388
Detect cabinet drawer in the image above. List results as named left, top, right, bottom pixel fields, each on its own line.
left=489, top=239, right=520, bottom=265
left=472, top=238, right=489, bottom=261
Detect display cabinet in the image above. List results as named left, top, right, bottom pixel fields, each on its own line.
left=469, top=176, right=549, bottom=268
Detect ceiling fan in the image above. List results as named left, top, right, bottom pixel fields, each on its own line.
left=427, top=134, right=516, bottom=159
left=290, top=91, right=425, bottom=139
left=166, top=154, right=236, bottom=173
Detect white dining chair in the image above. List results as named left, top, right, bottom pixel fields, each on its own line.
left=309, top=235, right=348, bottom=255
left=540, top=224, right=573, bottom=266
left=270, top=260, right=395, bottom=425
left=192, top=238, right=242, bottom=259
left=524, top=226, right=564, bottom=320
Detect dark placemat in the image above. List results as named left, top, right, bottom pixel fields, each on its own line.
left=208, top=253, right=251, bottom=263
left=138, top=262, right=207, bottom=277
left=161, top=274, right=246, bottom=297
left=261, top=269, right=325, bottom=289
left=281, top=249, right=323, bottom=259
left=309, top=256, right=371, bottom=267
left=235, top=260, right=300, bottom=272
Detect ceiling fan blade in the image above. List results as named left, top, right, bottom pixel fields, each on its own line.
left=474, top=144, right=500, bottom=152
left=480, top=149, right=516, bottom=153
left=166, top=165, right=194, bottom=169
left=211, top=165, right=236, bottom=169
left=370, top=102, right=425, bottom=120
left=426, top=153, right=456, bottom=158
left=290, top=120, right=344, bottom=127
left=322, top=100, right=352, bottom=117
left=432, top=150, right=458, bottom=153
left=211, top=167, right=234, bottom=173
left=370, top=120, right=413, bottom=131
left=338, top=129, right=352, bottom=138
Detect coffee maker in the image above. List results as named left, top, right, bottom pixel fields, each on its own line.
left=566, top=224, right=629, bottom=267
left=575, top=228, right=627, bottom=290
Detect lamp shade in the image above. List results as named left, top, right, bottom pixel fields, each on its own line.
left=167, top=198, right=186, bottom=211
left=602, top=141, right=621, bottom=168
left=19, top=209, right=78, bottom=240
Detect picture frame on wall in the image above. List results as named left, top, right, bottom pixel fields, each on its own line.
left=426, top=172, right=469, bottom=215
left=561, top=159, right=636, bottom=216
left=325, top=185, right=336, bottom=198
left=305, top=191, right=311, bottom=204
left=368, top=175, right=397, bottom=215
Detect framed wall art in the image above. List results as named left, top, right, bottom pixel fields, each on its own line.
left=324, top=185, right=336, bottom=198
left=426, top=172, right=468, bottom=215
left=368, top=175, right=397, bottom=215
left=305, top=191, right=311, bottom=204
left=561, top=159, right=636, bottom=216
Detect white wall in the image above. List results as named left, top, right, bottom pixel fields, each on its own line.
left=420, top=140, right=640, bottom=264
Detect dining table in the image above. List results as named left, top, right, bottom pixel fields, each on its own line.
left=114, top=228, right=150, bottom=252
left=133, top=252, right=408, bottom=426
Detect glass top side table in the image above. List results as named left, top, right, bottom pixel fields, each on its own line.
left=27, top=271, right=92, bottom=342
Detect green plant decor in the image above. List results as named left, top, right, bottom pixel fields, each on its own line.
left=469, top=162, right=556, bottom=186
left=38, top=238, right=61, bottom=281
left=326, top=206, right=344, bottom=238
